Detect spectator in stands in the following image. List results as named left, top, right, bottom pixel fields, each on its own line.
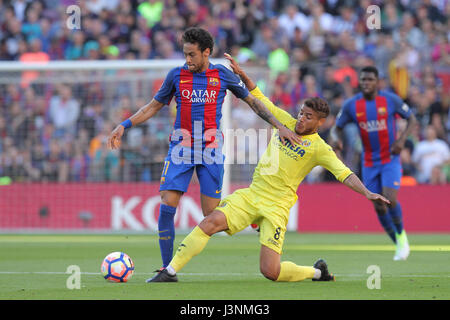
left=278, top=4, right=311, bottom=39
left=0, top=0, right=447, bottom=185
left=270, top=82, right=292, bottom=112
left=321, top=64, right=345, bottom=104
left=48, top=84, right=80, bottom=139
left=250, top=24, right=277, bottom=60
left=412, top=125, right=450, bottom=184
left=65, top=30, right=85, bottom=60
left=138, top=0, right=164, bottom=29
left=42, top=139, right=69, bottom=182
left=19, top=38, right=50, bottom=88
left=4, top=17, right=26, bottom=60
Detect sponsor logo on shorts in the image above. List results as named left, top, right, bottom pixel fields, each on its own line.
left=267, top=238, right=280, bottom=247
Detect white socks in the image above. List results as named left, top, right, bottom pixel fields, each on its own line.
left=313, top=268, right=322, bottom=280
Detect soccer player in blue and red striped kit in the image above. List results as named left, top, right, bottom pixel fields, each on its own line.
left=331, top=66, right=417, bottom=261
left=108, top=27, right=301, bottom=273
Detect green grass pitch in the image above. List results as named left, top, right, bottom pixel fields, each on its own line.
left=0, top=233, right=449, bottom=300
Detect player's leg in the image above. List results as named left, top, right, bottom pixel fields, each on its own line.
left=200, top=194, right=221, bottom=217
left=196, top=163, right=223, bottom=216
left=382, top=187, right=402, bottom=234
left=382, top=186, right=409, bottom=260
left=170, top=210, right=228, bottom=270
left=363, top=164, right=396, bottom=243
left=381, top=160, right=409, bottom=260
left=158, top=189, right=182, bottom=268
left=147, top=189, right=256, bottom=282
left=146, top=210, right=228, bottom=283
left=260, top=246, right=332, bottom=282
left=158, top=158, right=195, bottom=268
left=381, top=159, right=404, bottom=235
left=258, top=215, right=334, bottom=282
left=169, top=190, right=255, bottom=273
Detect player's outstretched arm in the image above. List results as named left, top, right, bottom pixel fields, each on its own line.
left=224, top=53, right=300, bottom=146
left=224, top=53, right=256, bottom=90
left=108, top=99, right=165, bottom=150
left=242, top=94, right=301, bottom=146
left=343, top=173, right=391, bottom=205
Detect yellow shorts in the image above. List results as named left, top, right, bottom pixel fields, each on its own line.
left=215, top=188, right=289, bottom=254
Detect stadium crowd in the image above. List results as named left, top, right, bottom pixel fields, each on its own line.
left=0, top=0, right=449, bottom=185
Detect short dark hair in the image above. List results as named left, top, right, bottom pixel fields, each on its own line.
left=303, top=97, right=330, bottom=118
left=182, top=27, right=214, bottom=54
left=360, top=66, right=379, bottom=78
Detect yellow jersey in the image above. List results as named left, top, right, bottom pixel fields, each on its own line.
left=248, top=87, right=353, bottom=209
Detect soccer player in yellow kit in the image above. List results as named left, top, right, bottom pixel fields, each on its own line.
left=147, top=55, right=390, bottom=283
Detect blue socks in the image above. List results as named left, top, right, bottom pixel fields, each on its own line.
left=376, top=211, right=397, bottom=243
left=388, top=203, right=404, bottom=235
left=158, top=204, right=177, bottom=268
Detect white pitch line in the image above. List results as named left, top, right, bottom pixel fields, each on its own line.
left=0, top=271, right=448, bottom=278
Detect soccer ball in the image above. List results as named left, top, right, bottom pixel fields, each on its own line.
left=101, top=252, right=135, bottom=283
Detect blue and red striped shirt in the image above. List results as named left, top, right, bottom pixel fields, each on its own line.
left=336, top=90, right=412, bottom=167
left=154, top=62, right=249, bottom=152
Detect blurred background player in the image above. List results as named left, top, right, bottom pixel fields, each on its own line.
left=147, top=55, right=390, bottom=283
left=330, top=66, right=417, bottom=261
left=108, top=27, right=300, bottom=271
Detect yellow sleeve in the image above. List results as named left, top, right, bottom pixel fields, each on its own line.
left=316, top=141, right=353, bottom=182
left=250, top=86, right=297, bottom=128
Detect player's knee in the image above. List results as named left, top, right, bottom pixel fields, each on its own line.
left=160, top=191, right=181, bottom=207
left=260, top=264, right=279, bottom=281
left=198, top=211, right=227, bottom=236
left=261, top=267, right=279, bottom=281
left=387, top=198, right=398, bottom=209
left=374, top=202, right=387, bottom=215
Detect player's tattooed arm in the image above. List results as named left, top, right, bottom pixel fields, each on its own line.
left=243, top=95, right=302, bottom=146
left=225, top=52, right=300, bottom=145
left=243, top=95, right=279, bottom=125
left=343, top=173, right=391, bottom=205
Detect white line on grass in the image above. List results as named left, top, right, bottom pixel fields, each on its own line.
left=0, top=271, right=448, bottom=278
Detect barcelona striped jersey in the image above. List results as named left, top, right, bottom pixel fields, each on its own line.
left=336, top=91, right=412, bottom=167
left=154, top=62, right=249, bottom=162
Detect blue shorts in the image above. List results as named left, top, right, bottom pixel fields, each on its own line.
left=361, top=157, right=402, bottom=194
left=159, top=152, right=224, bottom=199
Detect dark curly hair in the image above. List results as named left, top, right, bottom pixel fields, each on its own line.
left=360, top=65, right=379, bottom=78
left=182, top=27, right=214, bottom=54
left=303, top=97, right=330, bottom=118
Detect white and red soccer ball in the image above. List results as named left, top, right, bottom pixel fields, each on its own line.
left=101, top=252, right=134, bottom=282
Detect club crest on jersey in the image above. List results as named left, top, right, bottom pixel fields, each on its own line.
left=377, top=106, right=387, bottom=116
left=301, top=139, right=311, bottom=147
left=209, top=77, right=219, bottom=86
